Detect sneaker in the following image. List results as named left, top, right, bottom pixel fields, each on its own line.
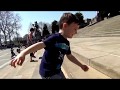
left=39, top=57, right=42, bottom=59
left=30, top=60, right=38, bottom=62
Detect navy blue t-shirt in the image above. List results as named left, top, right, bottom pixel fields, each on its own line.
left=39, top=33, right=71, bottom=77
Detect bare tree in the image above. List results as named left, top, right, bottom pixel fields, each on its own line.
left=0, top=11, right=21, bottom=45
left=12, top=14, right=21, bottom=44
left=0, top=11, right=9, bottom=44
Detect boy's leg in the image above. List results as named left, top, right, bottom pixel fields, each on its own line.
left=30, top=53, right=33, bottom=62
left=41, top=71, right=66, bottom=79
left=50, top=71, right=66, bottom=79
left=30, top=53, right=37, bottom=62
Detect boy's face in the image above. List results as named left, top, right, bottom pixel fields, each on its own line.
left=31, top=31, right=34, bottom=34
left=63, top=22, right=79, bottom=38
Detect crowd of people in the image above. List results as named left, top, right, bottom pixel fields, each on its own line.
left=25, top=21, right=60, bottom=62
left=11, top=20, right=59, bottom=62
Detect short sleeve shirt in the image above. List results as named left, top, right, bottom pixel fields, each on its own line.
left=40, top=33, right=71, bottom=77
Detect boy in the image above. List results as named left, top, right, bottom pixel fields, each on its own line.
left=27, top=28, right=36, bottom=62
left=11, top=48, right=16, bottom=59
left=10, top=12, right=89, bottom=79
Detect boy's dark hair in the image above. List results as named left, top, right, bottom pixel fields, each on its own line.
left=59, top=13, right=79, bottom=29
left=30, top=28, right=34, bottom=32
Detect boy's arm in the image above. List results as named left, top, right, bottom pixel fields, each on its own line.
left=10, top=42, right=45, bottom=68
left=29, top=34, right=32, bottom=42
left=66, top=54, right=89, bottom=71
left=22, top=41, right=45, bottom=56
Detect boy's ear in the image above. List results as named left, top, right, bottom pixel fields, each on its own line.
left=63, top=23, right=68, bottom=28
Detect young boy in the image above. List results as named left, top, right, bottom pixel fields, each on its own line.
left=11, top=48, right=16, bottom=59
left=10, top=12, right=89, bottom=79
left=27, top=28, right=36, bottom=62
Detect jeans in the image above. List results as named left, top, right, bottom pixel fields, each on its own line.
left=41, top=71, right=66, bottom=79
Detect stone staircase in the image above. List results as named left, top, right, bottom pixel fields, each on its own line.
left=74, top=15, right=120, bottom=38
left=1, top=15, right=120, bottom=79
left=0, top=49, right=44, bottom=79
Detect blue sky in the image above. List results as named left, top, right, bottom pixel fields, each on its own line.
left=14, top=11, right=97, bottom=37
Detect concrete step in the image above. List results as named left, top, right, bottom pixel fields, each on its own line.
left=0, top=49, right=44, bottom=79
left=67, top=37, right=120, bottom=79
left=74, top=15, right=120, bottom=38
left=0, top=49, right=68, bottom=79
left=62, top=53, right=111, bottom=79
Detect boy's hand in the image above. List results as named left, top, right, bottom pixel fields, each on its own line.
left=10, top=53, right=25, bottom=68
left=81, top=65, right=89, bottom=71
